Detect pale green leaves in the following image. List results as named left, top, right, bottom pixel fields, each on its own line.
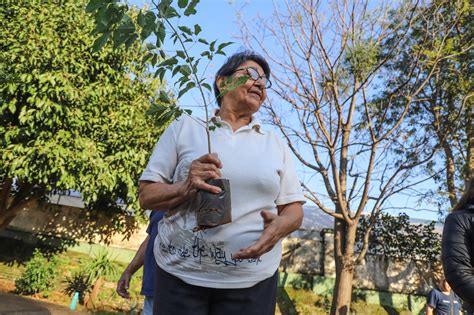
left=218, top=75, right=250, bottom=98
left=346, top=41, right=379, bottom=79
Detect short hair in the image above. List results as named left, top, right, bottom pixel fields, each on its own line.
left=213, top=50, right=271, bottom=107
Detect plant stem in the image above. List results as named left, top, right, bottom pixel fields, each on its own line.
left=163, top=19, right=212, bottom=154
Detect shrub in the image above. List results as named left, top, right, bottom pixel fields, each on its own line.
left=83, top=249, right=118, bottom=283
left=63, top=271, right=92, bottom=305
left=15, top=249, right=58, bottom=295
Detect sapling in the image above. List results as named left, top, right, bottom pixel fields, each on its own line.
left=87, top=0, right=248, bottom=229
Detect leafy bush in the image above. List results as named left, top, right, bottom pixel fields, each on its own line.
left=356, top=212, right=441, bottom=264
left=83, top=250, right=118, bottom=283
left=15, top=249, right=58, bottom=295
left=63, top=271, right=92, bottom=305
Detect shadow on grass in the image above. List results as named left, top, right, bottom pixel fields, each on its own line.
left=277, top=287, right=298, bottom=315
left=0, top=235, right=74, bottom=266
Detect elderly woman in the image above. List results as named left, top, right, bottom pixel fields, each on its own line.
left=442, top=177, right=474, bottom=310
left=138, top=51, right=305, bottom=315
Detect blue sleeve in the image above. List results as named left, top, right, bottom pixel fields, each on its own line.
left=146, top=220, right=152, bottom=235
left=427, top=289, right=437, bottom=308
left=146, top=210, right=165, bottom=235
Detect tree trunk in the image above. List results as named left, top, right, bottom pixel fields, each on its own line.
left=442, top=142, right=458, bottom=207
left=0, top=178, right=34, bottom=229
left=85, top=276, right=103, bottom=309
left=0, top=198, right=36, bottom=229
left=331, top=218, right=357, bottom=315
left=331, top=264, right=355, bottom=315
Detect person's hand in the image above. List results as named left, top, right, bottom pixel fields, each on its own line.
left=232, top=210, right=284, bottom=259
left=116, top=270, right=133, bottom=299
left=180, top=153, right=223, bottom=197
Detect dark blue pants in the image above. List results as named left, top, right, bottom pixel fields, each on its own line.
left=153, top=266, right=278, bottom=315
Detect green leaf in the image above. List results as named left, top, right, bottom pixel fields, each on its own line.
left=198, top=38, right=209, bottom=45
left=184, top=0, right=199, bottom=16
left=159, top=57, right=178, bottom=67
left=154, top=21, right=166, bottom=47
left=176, top=50, right=186, bottom=59
left=158, top=90, right=172, bottom=104
left=150, top=54, right=158, bottom=66
left=179, top=65, right=192, bottom=76
left=85, top=0, right=104, bottom=13
left=202, top=83, right=212, bottom=91
left=8, top=101, right=16, bottom=113
left=92, top=31, right=111, bottom=53
left=178, top=0, right=189, bottom=9
left=164, top=6, right=180, bottom=19
left=124, top=34, right=138, bottom=48
left=217, top=41, right=233, bottom=52
left=194, top=24, right=202, bottom=35
left=178, top=26, right=193, bottom=36
left=178, top=81, right=196, bottom=98
left=218, top=75, right=249, bottom=97
left=172, top=65, right=182, bottom=77
left=155, top=67, right=166, bottom=82
left=142, top=52, right=154, bottom=65
left=209, top=40, right=216, bottom=52
left=137, top=11, right=146, bottom=27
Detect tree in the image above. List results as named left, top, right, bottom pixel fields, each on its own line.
left=378, top=0, right=472, bottom=211
left=238, top=0, right=462, bottom=312
left=357, top=212, right=441, bottom=266
left=0, top=0, right=171, bottom=228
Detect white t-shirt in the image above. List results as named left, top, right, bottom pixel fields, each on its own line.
left=140, top=114, right=305, bottom=288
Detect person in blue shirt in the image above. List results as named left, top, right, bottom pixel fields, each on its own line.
left=426, top=276, right=462, bottom=315
left=117, top=211, right=164, bottom=315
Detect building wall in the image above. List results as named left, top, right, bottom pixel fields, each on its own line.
left=282, top=229, right=436, bottom=296
left=6, top=202, right=148, bottom=250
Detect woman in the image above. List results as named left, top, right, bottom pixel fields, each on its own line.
left=442, top=177, right=474, bottom=309
left=139, top=51, right=305, bottom=315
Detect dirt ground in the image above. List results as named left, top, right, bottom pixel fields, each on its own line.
left=0, top=290, right=87, bottom=315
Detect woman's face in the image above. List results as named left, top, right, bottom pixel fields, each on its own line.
left=219, top=60, right=268, bottom=114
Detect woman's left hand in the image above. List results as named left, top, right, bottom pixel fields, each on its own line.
left=232, top=202, right=303, bottom=259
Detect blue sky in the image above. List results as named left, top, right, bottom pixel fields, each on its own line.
left=127, top=0, right=441, bottom=222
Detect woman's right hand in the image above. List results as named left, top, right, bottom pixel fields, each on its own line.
left=180, top=153, right=223, bottom=197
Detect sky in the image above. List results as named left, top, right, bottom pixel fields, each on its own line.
left=127, top=0, right=442, bottom=222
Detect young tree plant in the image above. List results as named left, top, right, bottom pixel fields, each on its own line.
left=86, top=0, right=244, bottom=229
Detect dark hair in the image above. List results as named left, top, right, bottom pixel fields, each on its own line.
left=453, top=177, right=474, bottom=211
left=213, top=50, right=271, bottom=107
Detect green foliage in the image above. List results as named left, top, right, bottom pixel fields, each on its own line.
left=345, top=40, right=379, bottom=79
left=218, top=75, right=251, bottom=98
left=83, top=250, right=118, bottom=282
left=87, top=0, right=233, bottom=101
left=0, top=0, right=172, bottom=220
left=376, top=0, right=472, bottom=211
left=86, top=0, right=239, bottom=153
left=356, top=212, right=441, bottom=265
left=63, top=271, right=92, bottom=304
left=15, top=249, right=58, bottom=295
